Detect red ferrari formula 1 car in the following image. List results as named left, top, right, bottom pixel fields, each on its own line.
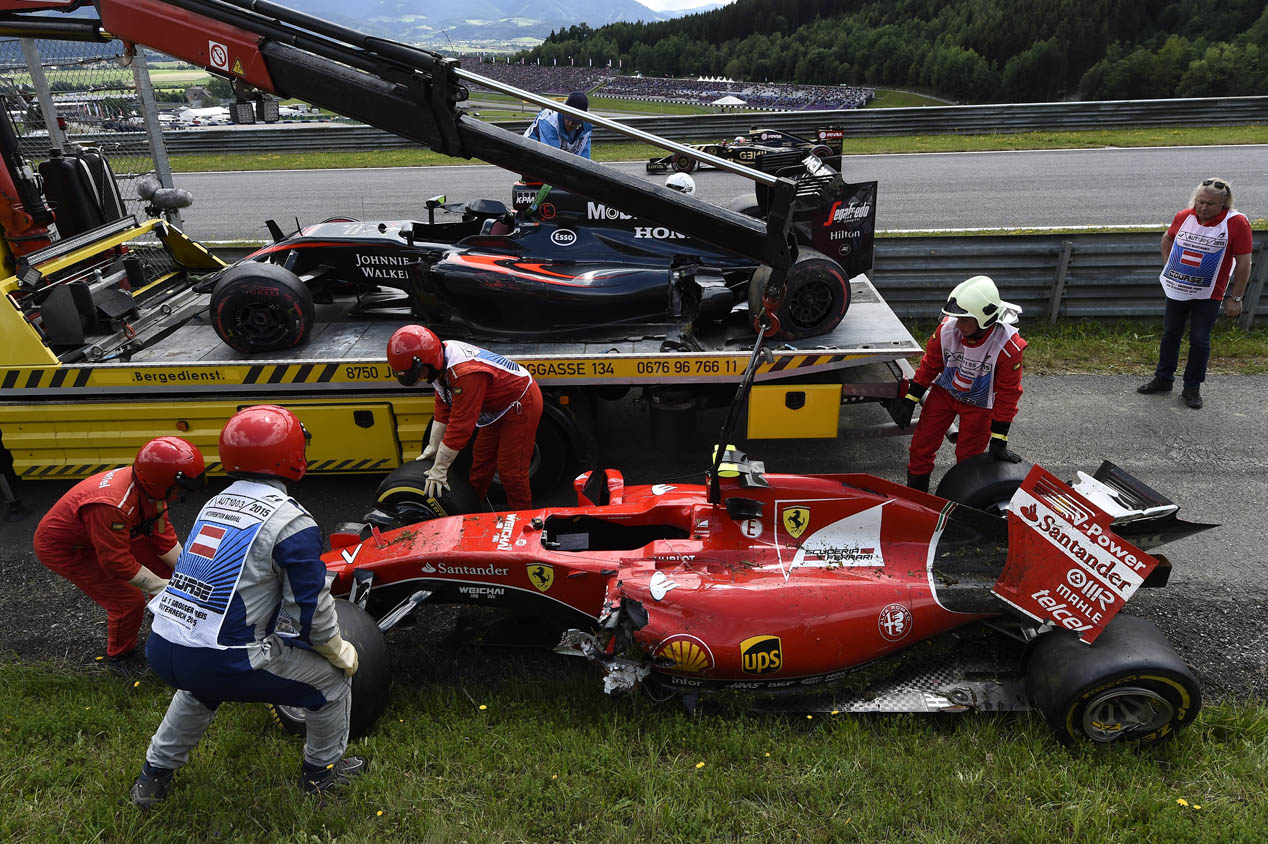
left=315, top=443, right=1210, bottom=745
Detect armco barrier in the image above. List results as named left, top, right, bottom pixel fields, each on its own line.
left=49, top=95, right=1265, bottom=157
left=208, top=230, right=1266, bottom=326
left=873, top=231, right=1266, bottom=327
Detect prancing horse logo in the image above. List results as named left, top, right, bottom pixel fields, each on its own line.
left=528, top=563, right=554, bottom=592
left=782, top=506, right=810, bottom=539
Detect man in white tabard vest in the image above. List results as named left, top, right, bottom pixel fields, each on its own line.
left=387, top=325, right=543, bottom=510
left=893, top=276, right=1027, bottom=493
left=130, top=405, right=366, bottom=809
left=1139, top=177, right=1253, bottom=409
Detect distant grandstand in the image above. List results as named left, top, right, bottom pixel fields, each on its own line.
left=458, top=60, right=872, bottom=111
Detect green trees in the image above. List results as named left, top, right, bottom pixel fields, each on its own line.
left=524, top=0, right=1268, bottom=103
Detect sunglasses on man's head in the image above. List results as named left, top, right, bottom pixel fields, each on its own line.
left=1201, top=179, right=1228, bottom=191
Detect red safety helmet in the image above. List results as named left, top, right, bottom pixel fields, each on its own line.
left=133, top=436, right=206, bottom=500
left=387, top=324, right=444, bottom=386
left=218, top=405, right=311, bottom=482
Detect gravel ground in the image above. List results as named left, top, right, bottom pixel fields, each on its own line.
left=3, top=375, right=1266, bottom=704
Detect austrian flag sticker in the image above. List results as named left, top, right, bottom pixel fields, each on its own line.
left=1179, top=248, right=1204, bottom=268
left=188, top=524, right=227, bottom=559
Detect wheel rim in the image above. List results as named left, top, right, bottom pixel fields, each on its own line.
left=979, top=499, right=1012, bottom=517
left=785, top=279, right=835, bottom=330
left=276, top=704, right=308, bottom=725
left=1081, top=686, right=1175, bottom=742
left=233, top=302, right=288, bottom=344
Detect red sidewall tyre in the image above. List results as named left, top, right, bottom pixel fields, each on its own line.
left=211, top=261, right=315, bottom=353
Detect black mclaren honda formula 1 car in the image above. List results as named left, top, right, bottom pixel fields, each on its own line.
left=200, top=169, right=876, bottom=354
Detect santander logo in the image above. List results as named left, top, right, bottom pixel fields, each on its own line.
left=1019, top=503, right=1038, bottom=522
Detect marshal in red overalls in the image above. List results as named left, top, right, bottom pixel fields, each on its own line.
left=907, top=316, right=1026, bottom=480
left=431, top=341, right=543, bottom=510
left=34, top=467, right=180, bottom=658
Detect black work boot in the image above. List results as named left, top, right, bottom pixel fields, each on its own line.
left=1137, top=377, right=1173, bottom=394
left=106, top=649, right=151, bottom=681
left=130, top=762, right=174, bottom=810
left=1181, top=387, right=1203, bottom=409
left=301, top=756, right=370, bottom=795
left=906, top=471, right=931, bottom=493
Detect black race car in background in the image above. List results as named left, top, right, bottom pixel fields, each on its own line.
left=201, top=164, right=876, bottom=353
left=646, top=126, right=845, bottom=174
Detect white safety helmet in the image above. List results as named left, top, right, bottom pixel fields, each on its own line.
left=665, top=172, right=696, bottom=195
left=942, top=275, right=1004, bottom=328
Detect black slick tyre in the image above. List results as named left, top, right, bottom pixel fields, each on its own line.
left=1025, top=614, right=1201, bottom=744
left=934, top=452, right=1031, bottom=515
left=270, top=600, right=391, bottom=740
left=374, top=452, right=478, bottom=517
left=727, top=193, right=762, bottom=218
left=211, top=261, right=314, bottom=353
left=671, top=153, right=697, bottom=174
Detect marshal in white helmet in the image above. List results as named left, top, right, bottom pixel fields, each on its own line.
left=665, top=172, right=696, bottom=195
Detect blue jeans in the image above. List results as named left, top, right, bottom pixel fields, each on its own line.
left=1154, top=297, right=1221, bottom=390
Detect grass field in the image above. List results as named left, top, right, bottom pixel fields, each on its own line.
left=912, top=319, right=1268, bottom=375
left=866, top=88, right=950, bottom=108
left=0, top=67, right=210, bottom=93
left=166, top=124, right=1268, bottom=173
left=3, top=660, right=1266, bottom=843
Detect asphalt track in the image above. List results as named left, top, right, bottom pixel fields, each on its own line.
left=173, top=144, right=1268, bottom=242
left=5, top=375, right=1267, bottom=700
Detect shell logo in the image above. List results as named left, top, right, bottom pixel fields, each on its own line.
left=652, top=634, right=715, bottom=673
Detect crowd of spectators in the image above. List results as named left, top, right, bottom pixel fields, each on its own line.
left=453, top=62, right=872, bottom=112
left=601, top=76, right=873, bottom=110
left=460, top=59, right=615, bottom=96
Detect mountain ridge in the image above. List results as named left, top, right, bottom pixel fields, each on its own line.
left=277, top=0, right=677, bottom=45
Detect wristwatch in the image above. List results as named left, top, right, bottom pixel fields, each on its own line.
left=1229, top=296, right=1243, bottom=303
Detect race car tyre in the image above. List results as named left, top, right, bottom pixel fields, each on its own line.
left=811, top=145, right=834, bottom=159
left=671, top=153, right=697, bottom=174
left=935, top=452, right=1031, bottom=516
left=270, top=599, right=392, bottom=740
left=727, top=193, right=762, bottom=219
left=374, top=449, right=479, bottom=518
left=751, top=248, right=851, bottom=339
left=1025, top=614, right=1201, bottom=744
left=210, top=262, right=315, bottom=353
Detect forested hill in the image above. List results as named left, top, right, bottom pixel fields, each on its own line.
left=524, top=0, right=1268, bottom=102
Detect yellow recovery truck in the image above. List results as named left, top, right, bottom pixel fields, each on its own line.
left=0, top=0, right=919, bottom=512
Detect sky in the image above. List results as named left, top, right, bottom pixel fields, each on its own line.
left=640, top=0, right=737, bottom=11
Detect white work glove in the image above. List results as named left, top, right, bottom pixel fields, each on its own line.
left=313, top=633, right=359, bottom=678
left=424, top=443, right=459, bottom=500
left=416, top=421, right=447, bottom=461
left=128, top=565, right=170, bottom=597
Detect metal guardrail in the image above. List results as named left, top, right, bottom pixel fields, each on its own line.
left=873, top=231, right=1267, bottom=327
left=208, top=230, right=1267, bottom=326
left=45, top=95, right=1266, bottom=157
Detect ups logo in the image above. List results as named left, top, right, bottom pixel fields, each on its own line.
left=740, top=635, right=782, bottom=674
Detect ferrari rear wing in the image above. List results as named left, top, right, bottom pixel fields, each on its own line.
left=994, top=464, right=1214, bottom=644
left=10, top=0, right=822, bottom=296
